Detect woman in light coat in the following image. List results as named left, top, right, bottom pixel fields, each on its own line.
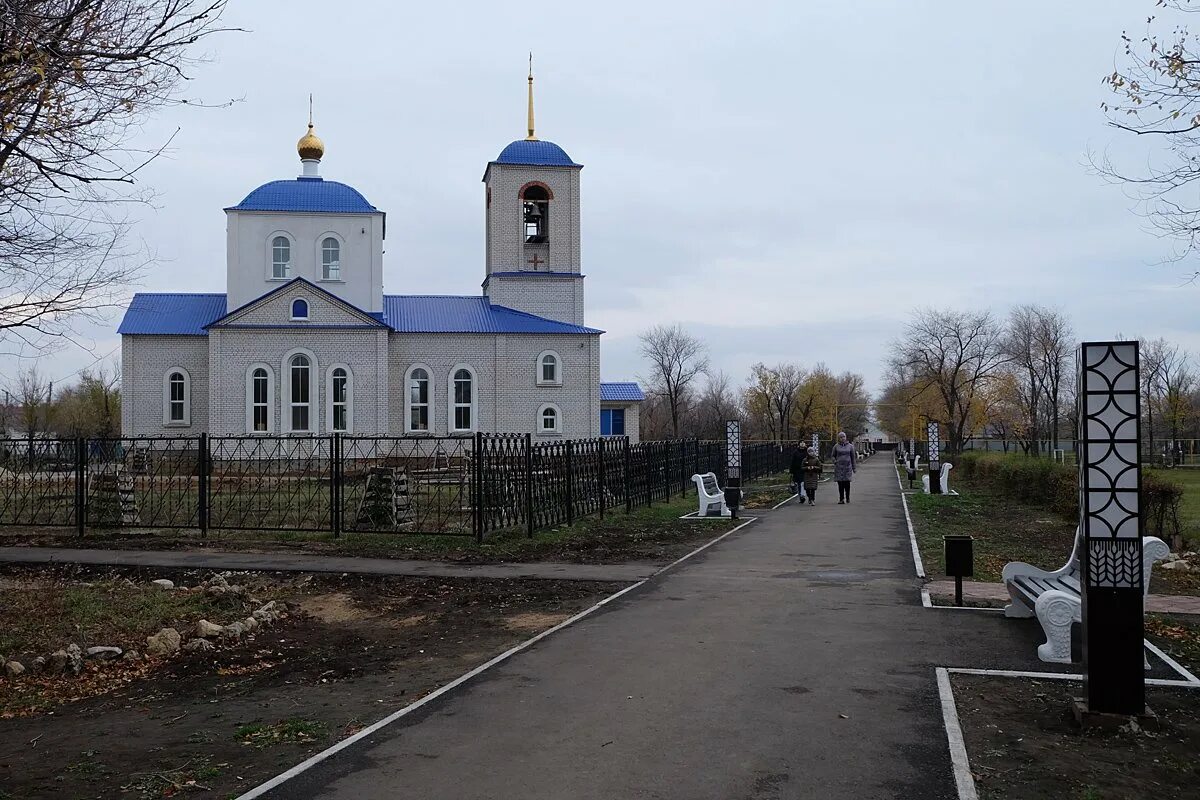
left=831, top=431, right=857, bottom=504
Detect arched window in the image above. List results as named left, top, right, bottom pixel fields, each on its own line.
left=539, top=404, right=561, bottom=435
left=521, top=184, right=550, bottom=244
left=246, top=365, right=274, bottom=433
left=291, top=298, right=309, bottom=320
left=271, top=235, right=291, bottom=279
left=537, top=350, right=561, bottom=386
left=162, top=368, right=190, bottom=426
left=327, top=365, right=352, bottom=433
left=449, top=365, right=476, bottom=433
left=284, top=351, right=315, bottom=433
left=321, top=237, right=341, bottom=281
left=406, top=365, right=431, bottom=433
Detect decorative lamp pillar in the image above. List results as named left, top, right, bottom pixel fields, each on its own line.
left=811, top=432, right=819, bottom=458
left=908, top=437, right=916, bottom=469
left=725, top=420, right=742, bottom=519
left=1078, top=341, right=1144, bottom=716
left=927, top=421, right=942, bottom=495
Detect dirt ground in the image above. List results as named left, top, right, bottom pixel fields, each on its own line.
left=954, top=673, right=1200, bottom=800
left=0, top=565, right=622, bottom=800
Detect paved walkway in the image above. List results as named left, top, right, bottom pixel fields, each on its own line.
left=0, top=547, right=659, bottom=583
left=926, top=579, right=1200, bottom=615
left=260, top=457, right=1062, bottom=800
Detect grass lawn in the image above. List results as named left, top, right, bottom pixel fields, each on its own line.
left=1, top=491, right=746, bottom=565
left=903, top=466, right=1200, bottom=596
left=1154, top=467, right=1200, bottom=545
left=741, top=471, right=796, bottom=509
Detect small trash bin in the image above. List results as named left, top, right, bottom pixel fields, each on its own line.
left=943, top=535, right=974, bottom=606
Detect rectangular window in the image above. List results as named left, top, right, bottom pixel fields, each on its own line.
left=291, top=365, right=310, bottom=431
left=169, top=380, right=185, bottom=422
left=252, top=374, right=268, bottom=432
left=331, top=372, right=348, bottom=432
left=455, top=405, right=472, bottom=431
left=409, top=372, right=429, bottom=431
left=611, top=409, right=625, bottom=436
left=600, top=409, right=612, bottom=436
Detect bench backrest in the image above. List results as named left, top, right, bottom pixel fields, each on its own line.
left=702, top=475, right=719, bottom=493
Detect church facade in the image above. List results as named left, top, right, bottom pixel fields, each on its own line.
left=119, top=79, right=641, bottom=442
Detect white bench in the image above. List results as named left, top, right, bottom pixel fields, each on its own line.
left=921, top=462, right=953, bottom=494
left=691, top=472, right=731, bottom=518
left=1003, top=526, right=1171, bottom=663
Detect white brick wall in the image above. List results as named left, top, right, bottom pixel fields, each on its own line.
left=389, top=332, right=601, bottom=437
left=208, top=328, right=389, bottom=435
left=484, top=275, right=583, bottom=326
left=121, top=335, right=210, bottom=436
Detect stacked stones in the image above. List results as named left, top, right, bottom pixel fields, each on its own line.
left=1, top=573, right=291, bottom=679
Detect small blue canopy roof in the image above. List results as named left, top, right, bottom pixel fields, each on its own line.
left=226, top=178, right=379, bottom=213
left=600, top=382, right=645, bottom=402
left=493, top=139, right=581, bottom=168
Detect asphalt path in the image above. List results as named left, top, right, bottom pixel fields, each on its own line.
left=260, top=456, right=1073, bottom=799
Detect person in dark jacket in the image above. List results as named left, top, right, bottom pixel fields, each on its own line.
left=801, top=446, right=823, bottom=505
left=789, top=444, right=808, bottom=504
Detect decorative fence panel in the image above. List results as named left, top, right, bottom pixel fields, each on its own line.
left=0, top=438, right=78, bottom=528
left=208, top=436, right=333, bottom=532
left=0, top=432, right=802, bottom=541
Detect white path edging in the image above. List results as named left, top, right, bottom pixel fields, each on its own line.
left=945, top=665, right=1200, bottom=689
left=895, top=464, right=926, bottom=579
left=235, top=517, right=759, bottom=799
left=770, top=493, right=799, bottom=511
left=935, top=667, right=979, bottom=800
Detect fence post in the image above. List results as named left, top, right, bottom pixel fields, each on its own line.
left=598, top=438, right=606, bottom=519
left=75, top=436, right=86, bottom=536
left=525, top=433, right=534, bottom=538
left=565, top=440, right=574, bottom=526
left=474, top=432, right=484, bottom=544
left=663, top=442, right=671, bottom=501
left=330, top=434, right=341, bottom=538
left=198, top=433, right=209, bottom=536
left=624, top=437, right=632, bottom=514
left=647, top=443, right=654, bottom=507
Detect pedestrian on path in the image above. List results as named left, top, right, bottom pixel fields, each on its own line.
left=831, top=431, right=857, bottom=504
left=801, top=446, right=822, bottom=505
left=789, top=443, right=808, bottom=504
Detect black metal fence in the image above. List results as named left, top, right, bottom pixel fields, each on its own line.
left=0, top=434, right=801, bottom=542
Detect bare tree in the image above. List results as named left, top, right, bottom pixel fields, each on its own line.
left=888, top=309, right=1009, bottom=455
left=1097, top=1, right=1200, bottom=276
left=16, top=364, right=47, bottom=438
left=1, top=1, right=236, bottom=352
left=638, top=324, right=709, bottom=438
left=744, top=362, right=804, bottom=442
left=695, top=369, right=738, bottom=440
left=1003, top=305, right=1073, bottom=454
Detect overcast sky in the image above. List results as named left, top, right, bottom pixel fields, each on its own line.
left=6, top=0, right=1198, bottom=396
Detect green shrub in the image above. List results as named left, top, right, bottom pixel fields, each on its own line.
left=955, top=452, right=1076, bottom=516
left=955, top=454, right=1188, bottom=546
left=1144, top=471, right=1185, bottom=549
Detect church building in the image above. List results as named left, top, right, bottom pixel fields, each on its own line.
left=118, top=73, right=643, bottom=442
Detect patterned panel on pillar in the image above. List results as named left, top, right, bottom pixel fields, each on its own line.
left=927, top=422, right=940, bottom=464
left=1079, top=342, right=1142, bottom=590
left=726, top=420, right=741, bottom=480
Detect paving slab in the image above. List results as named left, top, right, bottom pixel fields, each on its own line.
left=0, top=546, right=658, bottom=583
left=927, top=579, right=1200, bottom=615
left=258, top=457, right=1079, bottom=800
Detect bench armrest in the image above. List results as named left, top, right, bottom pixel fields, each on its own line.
left=1143, top=536, right=1172, bottom=595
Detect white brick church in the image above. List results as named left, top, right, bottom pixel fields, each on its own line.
left=118, top=77, right=643, bottom=442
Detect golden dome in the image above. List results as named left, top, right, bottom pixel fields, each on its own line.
left=297, top=123, right=324, bottom=160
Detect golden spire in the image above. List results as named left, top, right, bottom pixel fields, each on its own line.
left=525, top=53, right=538, bottom=141
left=297, top=94, right=325, bottom=160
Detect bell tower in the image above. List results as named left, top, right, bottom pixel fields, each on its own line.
left=482, top=59, right=585, bottom=326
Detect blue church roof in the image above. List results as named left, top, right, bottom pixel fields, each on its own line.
left=600, top=382, right=645, bottom=402
left=118, top=293, right=227, bottom=335
left=226, top=178, right=379, bottom=213
left=493, top=139, right=580, bottom=167
left=383, top=295, right=600, bottom=334
left=119, top=292, right=601, bottom=336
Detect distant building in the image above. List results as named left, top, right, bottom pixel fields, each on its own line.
left=118, top=70, right=642, bottom=442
